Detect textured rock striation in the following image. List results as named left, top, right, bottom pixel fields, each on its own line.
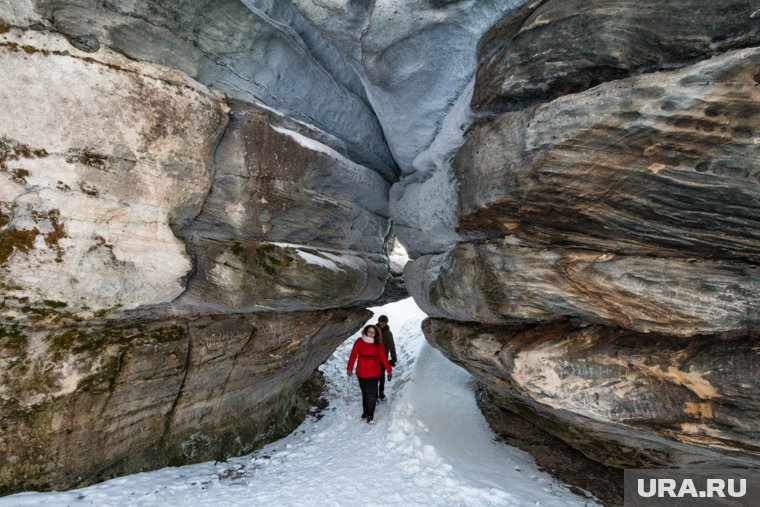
left=473, top=0, right=760, bottom=113
left=3, top=0, right=760, bottom=496
left=179, top=99, right=392, bottom=312
left=0, top=306, right=369, bottom=494
left=0, top=1, right=401, bottom=493
left=408, top=0, right=760, bottom=471
left=424, top=319, right=760, bottom=469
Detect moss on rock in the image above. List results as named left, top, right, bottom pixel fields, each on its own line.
left=0, top=227, right=40, bottom=265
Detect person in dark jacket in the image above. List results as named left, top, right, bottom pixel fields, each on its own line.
left=347, top=324, right=392, bottom=424
left=376, top=315, right=397, bottom=400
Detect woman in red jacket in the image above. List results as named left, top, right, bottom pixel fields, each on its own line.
left=347, top=324, right=392, bottom=424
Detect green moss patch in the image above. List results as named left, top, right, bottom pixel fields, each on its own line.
left=75, top=353, right=122, bottom=393
left=255, top=243, right=294, bottom=276
left=11, top=168, right=29, bottom=183
left=29, top=209, right=66, bottom=262
left=140, top=324, right=186, bottom=344
left=78, top=183, right=99, bottom=197
left=0, top=227, right=39, bottom=265
left=0, top=136, right=48, bottom=170
left=65, top=149, right=108, bottom=170
left=87, top=236, right=120, bottom=265
left=46, top=329, right=101, bottom=361
left=0, top=322, right=28, bottom=357
left=230, top=241, right=243, bottom=258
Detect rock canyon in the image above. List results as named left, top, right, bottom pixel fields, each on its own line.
left=1, top=0, right=758, bottom=498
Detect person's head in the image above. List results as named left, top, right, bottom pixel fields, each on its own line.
left=362, top=324, right=380, bottom=345
left=377, top=315, right=389, bottom=328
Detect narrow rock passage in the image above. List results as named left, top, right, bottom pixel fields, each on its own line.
left=3, top=299, right=596, bottom=507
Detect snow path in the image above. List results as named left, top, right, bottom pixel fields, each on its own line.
left=3, top=299, right=597, bottom=507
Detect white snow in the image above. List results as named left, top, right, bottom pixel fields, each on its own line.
left=388, top=238, right=409, bottom=272
left=1, top=298, right=598, bottom=507
left=295, top=249, right=341, bottom=271
left=270, top=124, right=371, bottom=175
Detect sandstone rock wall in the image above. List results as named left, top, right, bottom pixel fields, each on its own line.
left=0, top=3, right=400, bottom=493
left=410, top=0, right=760, bottom=469
left=1, top=307, right=369, bottom=494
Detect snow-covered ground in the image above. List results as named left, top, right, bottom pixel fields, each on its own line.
left=2, top=298, right=597, bottom=507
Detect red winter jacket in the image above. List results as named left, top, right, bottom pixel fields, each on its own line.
left=347, top=338, right=392, bottom=378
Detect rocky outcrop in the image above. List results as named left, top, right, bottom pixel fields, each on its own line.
left=0, top=307, right=369, bottom=494
left=33, top=0, right=396, bottom=176
left=0, top=3, right=398, bottom=493
left=0, top=28, right=228, bottom=312
left=408, top=241, right=759, bottom=336
left=424, top=319, right=760, bottom=469
left=4, top=0, right=759, bottom=496
left=473, top=0, right=760, bottom=113
left=407, top=0, right=760, bottom=472
left=458, top=47, right=760, bottom=263
left=179, top=99, right=392, bottom=312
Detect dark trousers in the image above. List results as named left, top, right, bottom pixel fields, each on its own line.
left=378, top=367, right=386, bottom=396
left=357, top=376, right=380, bottom=417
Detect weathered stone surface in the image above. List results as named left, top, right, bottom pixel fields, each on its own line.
left=459, top=47, right=760, bottom=263
left=0, top=17, right=396, bottom=495
left=194, top=100, right=390, bottom=244
left=407, top=241, right=760, bottom=336
left=182, top=240, right=388, bottom=311
left=359, top=0, right=517, bottom=174
left=178, top=99, right=391, bottom=311
left=31, top=0, right=396, bottom=178
left=0, top=307, right=370, bottom=493
left=390, top=156, right=466, bottom=258
left=0, top=29, right=227, bottom=313
left=408, top=5, right=760, bottom=475
left=424, top=318, right=760, bottom=469
left=473, top=0, right=760, bottom=113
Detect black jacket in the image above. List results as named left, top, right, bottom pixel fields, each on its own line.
left=379, top=325, right=397, bottom=364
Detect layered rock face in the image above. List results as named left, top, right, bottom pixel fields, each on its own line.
left=1, top=1, right=399, bottom=493
left=410, top=0, right=760, bottom=469
left=4, top=0, right=760, bottom=496
left=1, top=307, right=368, bottom=493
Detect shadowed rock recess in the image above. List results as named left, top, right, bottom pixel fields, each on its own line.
left=2, top=0, right=759, bottom=498
left=409, top=0, right=760, bottom=477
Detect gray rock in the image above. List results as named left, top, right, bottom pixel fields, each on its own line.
left=34, top=0, right=397, bottom=177
left=473, top=0, right=760, bottom=113
left=66, top=33, right=99, bottom=52
left=407, top=241, right=760, bottom=336
left=358, top=0, right=521, bottom=174
left=423, top=317, right=760, bottom=469
left=458, top=47, right=760, bottom=264
left=0, top=307, right=371, bottom=493
left=178, top=99, right=391, bottom=312
left=181, top=239, right=388, bottom=311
